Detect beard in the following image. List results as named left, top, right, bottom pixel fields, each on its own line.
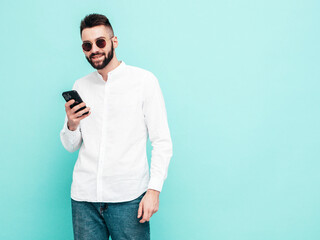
left=86, top=41, right=114, bottom=70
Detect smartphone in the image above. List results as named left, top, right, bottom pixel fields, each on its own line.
left=62, top=90, right=89, bottom=116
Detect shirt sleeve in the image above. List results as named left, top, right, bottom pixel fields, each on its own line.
left=143, top=72, right=173, bottom=192
left=60, top=82, right=83, bottom=153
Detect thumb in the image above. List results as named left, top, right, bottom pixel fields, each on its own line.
left=137, top=202, right=143, bottom=218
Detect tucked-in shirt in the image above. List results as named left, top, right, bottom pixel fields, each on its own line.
left=60, top=61, right=173, bottom=202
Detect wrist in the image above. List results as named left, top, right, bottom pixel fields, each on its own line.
left=147, top=189, right=160, bottom=196
left=67, top=122, right=77, bottom=131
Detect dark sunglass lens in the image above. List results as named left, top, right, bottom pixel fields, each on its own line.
left=82, top=42, right=92, bottom=51
left=96, top=39, right=106, bottom=48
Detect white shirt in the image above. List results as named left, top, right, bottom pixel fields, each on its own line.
left=60, top=61, right=173, bottom=202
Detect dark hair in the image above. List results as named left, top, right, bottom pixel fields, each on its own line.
left=80, top=13, right=114, bottom=37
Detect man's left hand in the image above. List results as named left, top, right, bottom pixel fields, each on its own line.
left=137, top=189, right=160, bottom=223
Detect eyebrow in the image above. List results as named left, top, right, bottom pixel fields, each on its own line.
left=82, top=36, right=106, bottom=43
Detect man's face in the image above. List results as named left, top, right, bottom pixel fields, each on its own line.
left=81, top=25, right=115, bottom=70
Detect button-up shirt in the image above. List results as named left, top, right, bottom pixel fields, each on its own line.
left=60, top=61, right=173, bottom=202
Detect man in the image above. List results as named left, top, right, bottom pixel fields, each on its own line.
left=60, top=13, right=172, bottom=240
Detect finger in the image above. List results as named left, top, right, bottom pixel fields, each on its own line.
left=71, top=102, right=86, bottom=112
left=154, top=207, right=158, bottom=213
left=75, top=107, right=90, bottom=118
left=137, top=203, right=143, bottom=218
left=66, top=101, right=83, bottom=114
left=65, top=99, right=75, bottom=108
left=146, top=210, right=152, bottom=221
left=71, top=102, right=86, bottom=113
left=77, top=111, right=91, bottom=120
left=140, top=209, right=151, bottom=223
left=140, top=215, right=149, bottom=223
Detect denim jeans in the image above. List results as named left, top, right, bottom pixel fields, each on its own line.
left=71, top=192, right=150, bottom=240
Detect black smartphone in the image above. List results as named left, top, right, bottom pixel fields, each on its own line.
left=62, top=90, right=89, bottom=116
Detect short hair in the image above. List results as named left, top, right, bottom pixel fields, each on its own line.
left=80, top=13, right=114, bottom=37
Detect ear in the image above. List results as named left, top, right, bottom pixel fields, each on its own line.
left=112, top=36, right=119, bottom=49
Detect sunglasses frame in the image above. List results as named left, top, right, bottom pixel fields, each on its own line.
left=82, top=36, right=113, bottom=52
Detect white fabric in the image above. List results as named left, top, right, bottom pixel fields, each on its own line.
left=60, top=61, right=172, bottom=202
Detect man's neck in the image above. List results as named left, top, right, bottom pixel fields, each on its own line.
left=97, top=57, right=121, bottom=82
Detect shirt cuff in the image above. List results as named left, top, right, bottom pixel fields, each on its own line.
left=62, top=121, right=81, bottom=142
left=148, top=177, right=164, bottom=192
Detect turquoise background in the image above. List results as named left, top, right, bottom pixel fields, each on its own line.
left=1, top=0, right=319, bottom=239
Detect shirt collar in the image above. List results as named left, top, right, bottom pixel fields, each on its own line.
left=95, top=60, right=126, bottom=81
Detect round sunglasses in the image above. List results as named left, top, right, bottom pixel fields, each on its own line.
left=82, top=38, right=111, bottom=52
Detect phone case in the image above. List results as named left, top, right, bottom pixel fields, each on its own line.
left=62, top=90, right=89, bottom=115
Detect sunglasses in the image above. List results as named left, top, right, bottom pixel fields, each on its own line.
left=82, top=38, right=108, bottom=52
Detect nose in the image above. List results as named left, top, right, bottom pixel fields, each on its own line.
left=91, top=42, right=100, bottom=53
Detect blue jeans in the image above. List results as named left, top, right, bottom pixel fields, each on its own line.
left=71, top=192, right=150, bottom=240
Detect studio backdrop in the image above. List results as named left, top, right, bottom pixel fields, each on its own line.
left=0, top=0, right=319, bottom=239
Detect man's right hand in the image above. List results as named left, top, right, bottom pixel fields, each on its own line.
left=65, top=99, right=91, bottom=131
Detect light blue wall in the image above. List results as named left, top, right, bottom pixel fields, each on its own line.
left=1, top=0, right=319, bottom=239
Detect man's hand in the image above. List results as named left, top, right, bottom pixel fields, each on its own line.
left=65, top=99, right=91, bottom=131
left=137, top=189, right=160, bottom=223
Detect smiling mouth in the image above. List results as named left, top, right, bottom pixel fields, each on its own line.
left=91, top=54, right=104, bottom=60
